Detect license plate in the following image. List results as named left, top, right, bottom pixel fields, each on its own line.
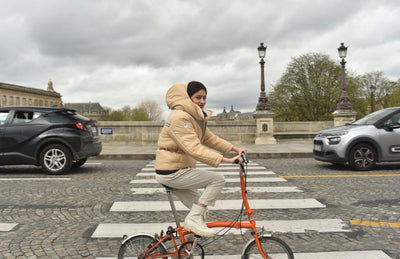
left=314, top=144, right=322, bottom=151
left=91, top=127, right=98, bottom=135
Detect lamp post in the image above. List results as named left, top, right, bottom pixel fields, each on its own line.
left=256, top=42, right=271, bottom=111
left=370, top=84, right=376, bottom=112
left=336, top=43, right=353, bottom=110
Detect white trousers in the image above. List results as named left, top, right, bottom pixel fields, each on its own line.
left=155, top=168, right=225, bottom=208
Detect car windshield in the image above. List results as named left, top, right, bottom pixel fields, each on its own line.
left=353, top=109, right=395, bottom=125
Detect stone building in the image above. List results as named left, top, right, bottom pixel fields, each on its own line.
left=212, top=105, right=254, bottom=121
left=0, top=81, right=62, bottom=107
left=63, top=102, right=107, bottom=121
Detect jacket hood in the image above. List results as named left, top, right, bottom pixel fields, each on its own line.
left=166, top=83, right=212, bottom=120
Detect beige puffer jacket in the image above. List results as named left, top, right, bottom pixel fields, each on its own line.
left=155, top=83, right=233, bottom=170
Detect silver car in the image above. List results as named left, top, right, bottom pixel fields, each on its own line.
left=313, top=107, right=400, bottom=170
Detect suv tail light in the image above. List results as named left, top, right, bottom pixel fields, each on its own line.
left=70, top=122, right=88, bottom=131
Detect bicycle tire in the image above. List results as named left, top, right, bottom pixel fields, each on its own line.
left=118, top=234, right=168, bottom=259
left=242, top=236, right=294, bottom=259
left=178, top=241, right=205, bottom=259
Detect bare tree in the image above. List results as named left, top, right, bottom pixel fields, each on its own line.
left=136, top=100, right=163, bottom=121
left=361, top=71, right=397, bottom=108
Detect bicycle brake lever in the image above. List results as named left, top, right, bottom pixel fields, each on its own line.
left=241, top=152, right=248, bottom=164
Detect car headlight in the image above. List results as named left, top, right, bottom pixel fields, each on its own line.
left=327, top=131, right=348, bottom=145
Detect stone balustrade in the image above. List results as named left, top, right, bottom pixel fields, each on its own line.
left=97, top=120, right=334, bottom=145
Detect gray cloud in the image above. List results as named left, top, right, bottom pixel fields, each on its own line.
left=1, top=0, right=399, bottom=118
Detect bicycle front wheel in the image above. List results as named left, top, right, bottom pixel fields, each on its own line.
left=242, top=236, right=294, bottom=259
left=118, top=234, right=168, bottom=259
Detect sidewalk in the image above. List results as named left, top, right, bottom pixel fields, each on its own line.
left=97, top=140, right=314, bottom=160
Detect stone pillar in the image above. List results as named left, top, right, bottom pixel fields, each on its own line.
left=332, top=110, right=357, bottom=127
left=253, top=110, right=277, bottom=144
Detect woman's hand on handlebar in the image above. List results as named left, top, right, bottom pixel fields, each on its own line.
left=232, top=147, right=247, bottom=157
left=221, top=154, right=243, bottom=164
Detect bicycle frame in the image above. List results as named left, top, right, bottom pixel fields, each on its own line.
left=121, top=227, right=196, bottom=258
left=206, top=162, right=268, bottom=259
left=125, top=156, right=268, bottom=258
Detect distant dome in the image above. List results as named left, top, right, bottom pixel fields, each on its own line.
left=47, top=80, right=55, bottom=92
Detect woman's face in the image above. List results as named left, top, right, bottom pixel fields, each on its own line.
left=190, top=89, right=207, bottom=110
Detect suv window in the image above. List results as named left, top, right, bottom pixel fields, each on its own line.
left=12, top=111, right=43, bottom=124
left=0, top=111, right=9, bottom=125
left=382, top=112, right=400, bottom=127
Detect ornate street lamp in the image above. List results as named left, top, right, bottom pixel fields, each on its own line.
left=256, top=42, right=271, bottom=111
left=336, top=43, right=353, bottom=110
left=370, top=84, right=376, bottom=112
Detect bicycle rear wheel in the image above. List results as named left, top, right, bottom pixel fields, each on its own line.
left=118, top=234, right=168, bottom=259
left=242, top=236, right=294, bottom=259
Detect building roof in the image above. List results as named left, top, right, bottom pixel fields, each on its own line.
left=0, top=82, right=62, bottom=97
left=64, top=102, right=105, bottom=112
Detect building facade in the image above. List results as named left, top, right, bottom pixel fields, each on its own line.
left=0, top=81, right=62, bottom=107
left=63, top=102, right=107, bottom=121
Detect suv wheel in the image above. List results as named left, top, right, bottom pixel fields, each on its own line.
left=348, top=143, right=377, bottom=171
left=40, top=144, right=72, bottom=175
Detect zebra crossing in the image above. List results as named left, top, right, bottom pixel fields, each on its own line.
left=92, top=161, right=391, bottom=258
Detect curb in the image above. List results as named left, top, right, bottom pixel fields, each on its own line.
left=94, top=152, right=314, bottom=160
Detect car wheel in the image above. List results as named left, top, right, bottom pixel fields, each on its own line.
left=72, top=158, right=87, bottom=168
left=348, top=143, right=377, bottom=171
left=39, top=144, right=72, bottom=175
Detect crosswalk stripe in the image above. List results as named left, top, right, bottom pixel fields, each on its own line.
left=141, top=166, right=267, bottom=171
left=96, top=250, right=391, bottom=259
left=130, top=177, right=286, bottom=184
left=144, top=162, right=256, bottom=167
left=0, top=178, right=71, bottom=181
left=131, top=186, right=303, bottom=194
left=110, top=199, right=325, bottom=212
left=0, top=223, right=18, bottom=232
left=137, top=171, right=275, bottom=176
left=91, top=218, right=349, bottom=238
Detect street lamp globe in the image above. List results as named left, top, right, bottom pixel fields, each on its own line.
left=338, top=43, right=348, bottom=59
left=258, top=43, right=266, bottom=59
left=370, top=84, right=376, bottom=92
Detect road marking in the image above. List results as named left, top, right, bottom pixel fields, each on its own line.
left=130, top=177, right=286, bottom=184
left=0, top=178, right=71, bottom=181
left=85, top=162, right=103, bottom=165
left=131, top=186, right=303, bottom=194
left=137, top=171, right=275, bottom=176
left=350, top=220, right=400, bottom=228
left=91, top=218, right=348, bottom=238
left=281, top=174, right=400, bottom=178
left=0, top=223, right=18, bottom=231
left=110, top=199, right=325, bottom=212
left=97, top=250, right=391, bottom=259
left=141, top=166, right=268, bottom=171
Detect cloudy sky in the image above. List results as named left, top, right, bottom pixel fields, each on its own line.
left=1, top=0, right=399, bottom=118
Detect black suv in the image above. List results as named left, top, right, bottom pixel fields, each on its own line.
left=0, top=106, right=102, bottom=174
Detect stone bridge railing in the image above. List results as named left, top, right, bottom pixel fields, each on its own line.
left=97, top=120, right=334, bottom=145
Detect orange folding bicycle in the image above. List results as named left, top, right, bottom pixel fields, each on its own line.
left=118, top=153, right=294, bottom=258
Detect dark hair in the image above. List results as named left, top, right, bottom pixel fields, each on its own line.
left=187, top=81, right=207, bottom=97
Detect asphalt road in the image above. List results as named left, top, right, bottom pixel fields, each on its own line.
left=0, top=158, right=399, bottom=258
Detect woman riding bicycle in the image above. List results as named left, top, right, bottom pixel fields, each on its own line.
left=155, top=81, right=247, bottom=238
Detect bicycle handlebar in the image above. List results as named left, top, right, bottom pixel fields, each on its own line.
left=234, top=152, right=248, bottom=165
